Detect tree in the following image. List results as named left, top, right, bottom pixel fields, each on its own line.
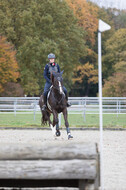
left=0, top=0, right=87, bottom=95
left=103, top=28, right=126, bottom=79
left=116, top=10, right=126, bottom=29
left=103, top=29, right=126, bottom=96
left=103, top=72, right=126, bottom=97
left=106, top=9, right=126, bottom=30
left=103, top=61, right=126, bottom=97
left=72, top=62, right=98, bottom=96
left=66, top=0, right=98, bottom=46
left=0, top=82, right=24, bottom=97
left=65, top=0, right=99, bottom=96
left=0, top=36, right=19, bottom=94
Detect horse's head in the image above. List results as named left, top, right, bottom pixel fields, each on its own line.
left=51, top=71, right=64, bottom=95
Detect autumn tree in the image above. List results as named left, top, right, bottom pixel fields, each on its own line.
left=66, top=0, right=98, bottom=46
left=103, top=72, right=126, bottom=97
left=0, top=36, right=19, bottom=94
left=72, top=62, right=98, bottom=96
left=103, top=29, right=126, bottom=96
left=103, top=61, right=126, bottom=97
left=103, top=28, right=126, bottom=78
left=0, top=82, right=24, bottom=97
left=0, top=0, right=86, bottom=95
left=65, top=0, right=99, bottom=96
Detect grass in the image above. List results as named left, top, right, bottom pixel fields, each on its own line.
left=0, top=112, right=126, bottom=128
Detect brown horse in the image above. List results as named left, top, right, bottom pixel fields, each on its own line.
left=39, top=71, right=73, bottom=139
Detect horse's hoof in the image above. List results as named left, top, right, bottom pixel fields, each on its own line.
left=56, top=131, right=61, bottom=137
left=68, top=134, right=73, bottom=140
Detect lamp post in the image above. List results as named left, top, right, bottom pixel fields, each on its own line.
left=98, top=19, right=111, bottom=190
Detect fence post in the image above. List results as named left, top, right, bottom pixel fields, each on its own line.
left=14, top=99, right=17, bottom=116
left=33, top=101, right=37, bottom=121
left=83, top=99, right=86, bottom=122
left=119, top=101, right=121, bottom=113
left=117, top=100, right=118, bottom=118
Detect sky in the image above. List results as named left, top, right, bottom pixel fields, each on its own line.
left=89, top=0, right=126, bottom=10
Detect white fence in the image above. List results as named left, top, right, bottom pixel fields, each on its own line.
left=0, top=97, right=126, bottom=122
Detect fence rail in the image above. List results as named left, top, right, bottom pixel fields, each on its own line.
left=0, top=97, right=126, bottom=122
left=0, top=97, right=126, bottom=113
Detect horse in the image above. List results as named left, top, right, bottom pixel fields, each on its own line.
left=39, top=71, right=73, bottom=139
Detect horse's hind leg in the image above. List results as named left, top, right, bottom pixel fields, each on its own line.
left=39, top=95, right=44, bottom=125
left=63, top=108, right=73, bottom=139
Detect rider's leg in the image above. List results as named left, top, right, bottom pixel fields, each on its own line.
left=42, top=82, right=51, bottom=111
left=63, top=86, right=71, bottom=107
left=43, top=92, right=47, bottom=104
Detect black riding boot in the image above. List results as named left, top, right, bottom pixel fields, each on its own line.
left=42, top=94, right=47, bottom=111
left=65, top=93, right=71, bottom=107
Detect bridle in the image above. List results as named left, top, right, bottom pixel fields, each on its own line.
left=53, top=77, right=64, bottom=94
left=51, top=77, right=65, bottom=103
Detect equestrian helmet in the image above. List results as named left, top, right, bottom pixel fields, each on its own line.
left=48, top=53, right=56, bottom=59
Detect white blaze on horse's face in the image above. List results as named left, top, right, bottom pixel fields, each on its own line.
left=58, top=81, right=64, bottom=94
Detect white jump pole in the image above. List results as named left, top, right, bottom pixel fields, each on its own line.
left=98, top=19, right=111, bottom=190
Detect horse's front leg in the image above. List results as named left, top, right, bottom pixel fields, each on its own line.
left=52, top=110, right=61, bottom=137
left=48, top=115, right=56, bottom=136
left=63, top=108, right=73, bottom=139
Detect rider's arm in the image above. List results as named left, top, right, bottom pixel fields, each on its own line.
left=43, top=65, right=51, bottom=83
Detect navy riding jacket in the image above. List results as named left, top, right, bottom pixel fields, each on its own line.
left=43, top=62, right=60, bottom=83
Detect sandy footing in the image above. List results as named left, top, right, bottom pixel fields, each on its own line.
left=0, top=129, right=126, bottom=190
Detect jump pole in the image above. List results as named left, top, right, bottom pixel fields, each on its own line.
left=98, top=19, right=111, bottom=190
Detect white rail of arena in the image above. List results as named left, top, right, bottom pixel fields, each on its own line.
left=0, top=97, right=126, bottom=122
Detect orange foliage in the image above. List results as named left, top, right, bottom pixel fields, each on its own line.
left=103, top=72, right=126, bottom=97
left=72, top=62, right=98, bottom=84
left=66, top=0, right=98, bottom=45
left=0, top=36, right=19, bottom=93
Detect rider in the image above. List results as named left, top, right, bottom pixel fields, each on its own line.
left=42, top=53, right=70, bottom=111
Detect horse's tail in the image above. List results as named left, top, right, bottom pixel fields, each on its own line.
left=39, top=94, right=49, bottom=125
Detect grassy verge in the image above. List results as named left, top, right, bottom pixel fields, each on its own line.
left=0, top=113, right=126, bottom=128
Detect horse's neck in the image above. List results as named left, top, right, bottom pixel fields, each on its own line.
left=52, top=87, right=62, bottom=100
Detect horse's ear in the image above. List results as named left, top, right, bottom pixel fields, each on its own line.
left=60, top=70, right=64, bottom=75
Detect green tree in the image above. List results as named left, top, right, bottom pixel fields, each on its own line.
left=116, top=10, right=126, bottom=29
left=103, top=28, right=126, bottom=78
left=0, top=0, right=86, bottom=95
left=103, top=29, right=126, bottom=96
left=106, top=9, right=126, bottom=30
